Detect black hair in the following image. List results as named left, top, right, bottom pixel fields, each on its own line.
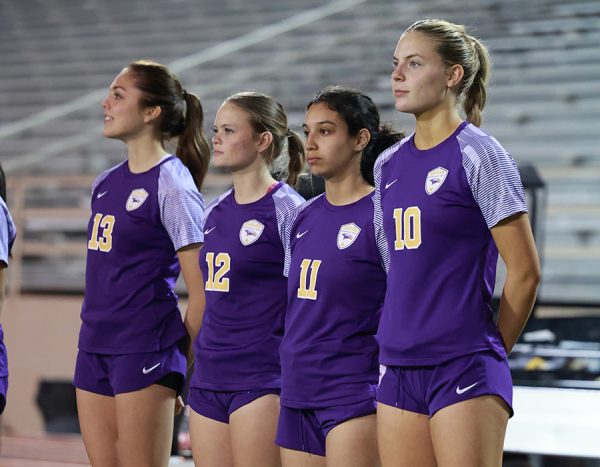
left=307, top=85, right=404, bottom=185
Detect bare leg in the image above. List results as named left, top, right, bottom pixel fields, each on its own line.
left=325, top=413, right=379, bottom=467
left=114, top=384, right=176, bottom=467
left=281, top=447, right=326, bottom=467
left=189, top=407, right=234, bottom=467
left=229, top=394, right=281, bottom=467
left=377, top=402, right=437, bottom=467
left=430, top=395, right=509, bottom=467
left=76, top=388, right=120, bottom=467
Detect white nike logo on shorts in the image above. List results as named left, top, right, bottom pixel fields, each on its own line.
left=97, top=191, right=108, bottom=198
left=142, top=362, right=161, bottom=375
left=456, top=382, right=479, bottom=395
left=296, top=230, right=309, bottom=238
left=204, top=227, right=216, bottom=235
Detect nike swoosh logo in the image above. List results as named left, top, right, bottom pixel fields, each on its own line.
left=97, top=191, right=108, bottom=198
left=142, top=362, right=161, bottom=375
left=296, top=230, right=309, bottom=238
left=204, top=227, right=216, bottom=235
left=456, top=382, right=479, bottom=395
left=385, top=179, right=398, bottom=189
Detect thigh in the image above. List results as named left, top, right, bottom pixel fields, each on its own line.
left=189, top=407, right=234, bottom=467
left=114, top=384, right=176, bottom=467
left=281, top=447, right=326, bottom=467
left=430, top=395, right=509, bottom=467
left=76, top=388, right=119, bottom=467
left=377, top=402, right=436, bottom=467
left=326, top=413, right=378, bottom=467
left=230, top=393, right=281, bottom=467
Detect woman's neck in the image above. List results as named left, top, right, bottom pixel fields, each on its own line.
left=325, top=169, right=373, bottom=206
left=413, top=106, right=463, bottom=150
left=126, top=135, right=168, bottom=173
left=231, top=164, right=277, bottom=204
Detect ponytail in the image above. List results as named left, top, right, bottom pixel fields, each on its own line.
left=361, top=124, right=404, bottom=186
left=285, top=130, right=305, bottom=187
left=174, top=91, right=210, bottom=191
left=463, top=37, right=490, bottom=127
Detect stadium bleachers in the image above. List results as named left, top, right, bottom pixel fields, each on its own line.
left=0, top=0, right=599, bottom=303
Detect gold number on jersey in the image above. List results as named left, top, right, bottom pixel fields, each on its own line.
left=88, top=213, right=116, bottom=252
left=393, top=207, right=422, bottom=250
left=205, top=252, right=231, bottom=292
left=297, top=259, right=322, bottom=300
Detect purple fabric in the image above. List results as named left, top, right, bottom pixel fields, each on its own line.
left=373, top=122, right=527, bottom=366
left=376, top=351, right=513, bottom=417
left=79, top=156, right=205, bottom=354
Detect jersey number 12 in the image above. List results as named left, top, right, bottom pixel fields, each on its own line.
left=205, top=252, right=231, bottom=292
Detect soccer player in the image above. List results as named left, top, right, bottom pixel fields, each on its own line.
left=188, top=91, right=305, bottom=467
left=374, top=19, right=541, bottom=467
left=73, top=60, right=209, bottom=467
left=277, top=86, right=403, bottom=466
left=0, top=163, right=17, bottom=415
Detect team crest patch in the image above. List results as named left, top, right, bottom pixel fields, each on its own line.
left=425, top=167, right=449, bottom=195
left=239, top=219, right=265, bottom=246
left=337, top=222, right=361, bottom=250
left=126, top=188, right=149, bottom=211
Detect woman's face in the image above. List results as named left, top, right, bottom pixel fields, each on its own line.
left=303, top=102, right=364, bottom=181
left=391, top=30, right=453, bottom=117
left=101, top=69, right=149, bottom=141
left=211, top=102, right=264, bottom=171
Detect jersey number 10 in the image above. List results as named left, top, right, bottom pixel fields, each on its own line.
left=393, top=207, right=422, bottom=250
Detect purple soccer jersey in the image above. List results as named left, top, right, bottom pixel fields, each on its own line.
left=280, top=192, right=388, bottom=409
left=374, top=121, right=528, bottom=366
left=78, top=156, right=205, bottom=354
left=191, top=182, right=304, bottom=391
left=1, top=197, right=17, bottom=383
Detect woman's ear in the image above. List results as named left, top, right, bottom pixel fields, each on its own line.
left=143, top=105, right=162, bottom=124
left=256, top=131, right=274, bottom=153
left=354, top=128, right=371, bottom=152
left=447, top=64, right=464, bottom=89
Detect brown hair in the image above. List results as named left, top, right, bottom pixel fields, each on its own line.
left=224, top=91, right=305, bottom=187
left=126, top=60, right=210, bottom=189
left=405, top=19, right=491, bottom=127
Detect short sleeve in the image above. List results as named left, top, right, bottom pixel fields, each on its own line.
left=459, top=129, right=528, bottom=229
left=0, top=203, right=16, bottom=266
left=159, top=186, right=205, bottom=251
left=158, top=160, right=205, bottom=251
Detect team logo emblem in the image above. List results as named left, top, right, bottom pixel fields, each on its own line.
left=337, top=222, right=361, bottom=250
left=239, top=219, right=264, bottom=246
left=425, top=167, right=448, bottom=195
left=126, top=188, right=149, bottom=211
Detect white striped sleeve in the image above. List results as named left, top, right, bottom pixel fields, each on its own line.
left=158, top=161, right=205, bottom=251
left=458, top=126, right=528, bottom=229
